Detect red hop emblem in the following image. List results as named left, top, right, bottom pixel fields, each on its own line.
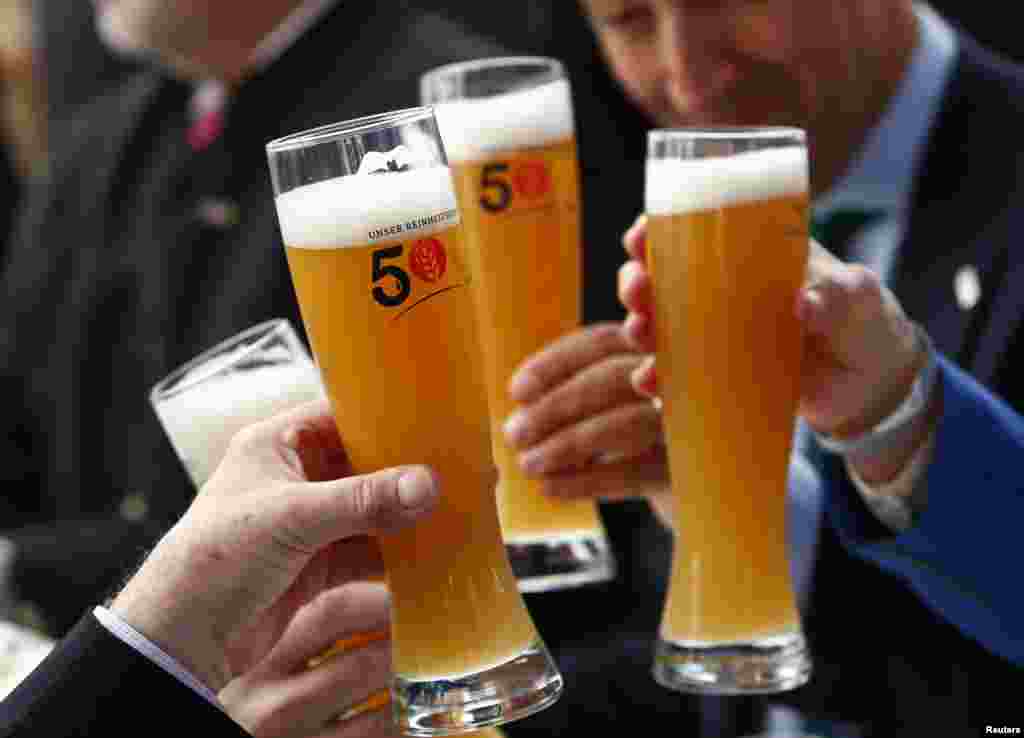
left=409, top=237, right=447, bottom=283
left=513, top=161, right=552, bottom=200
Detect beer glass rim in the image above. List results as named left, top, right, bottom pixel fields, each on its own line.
left=420, top=55, right=565, bottom=89
left=648, top=127, right=805, bottom=147
left=150, top=318, right=298, bottom=405
left=266, top=106, right=435, bottom=153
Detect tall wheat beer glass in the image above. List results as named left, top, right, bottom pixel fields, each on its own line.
left=266, top=108, right=561, bottom=734
left=421, top=57, right=615, bottom=593
left=646, top=129, right=812, bottom=694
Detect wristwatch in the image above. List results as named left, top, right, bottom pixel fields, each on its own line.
left=813, top=323, right=938, bottom=459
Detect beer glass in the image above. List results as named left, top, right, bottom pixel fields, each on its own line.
left=646, top=129, right=812, bottom=694
left=266, top=108, right=561, bottom=735
left=150, top=319, right=325, bottom=486
left=421, top=57, right=616, bottom=593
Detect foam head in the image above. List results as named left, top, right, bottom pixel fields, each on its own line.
left=275, top=165, right=460, bottom=249
left=154, top=359, right=326, bottom=486
left=433, top=78, right=574, bottom=162
left=645, top=147, right=808, bottom=216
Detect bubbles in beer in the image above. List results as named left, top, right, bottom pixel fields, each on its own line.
left=645, top=147, right=808, bottom=216
left=433, top=79, right=574, bottom=162
left=274, top=166, right=460, bottom=249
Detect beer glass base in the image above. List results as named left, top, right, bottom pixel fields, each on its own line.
left=392, top=640, right=563, bottom=735
left=652, top=632, right=811, bottom=695
left=506, top=534, right=617, bottom=593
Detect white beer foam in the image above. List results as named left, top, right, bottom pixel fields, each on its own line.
left=645, top=147, right=808, bottom=216
left=434, top=78, right=574, bottom=161
left=155, top=360, right=326, bottom=485
left=275, top=166, right=460, bottom=249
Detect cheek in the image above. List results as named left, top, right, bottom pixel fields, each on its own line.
left=600, top=38, right=665, bottom=118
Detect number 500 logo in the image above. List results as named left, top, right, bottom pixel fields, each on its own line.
left=371, top=237, right=447, bottom=308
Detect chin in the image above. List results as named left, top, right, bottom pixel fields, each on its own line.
left=95, top=3, right=150, bottom=57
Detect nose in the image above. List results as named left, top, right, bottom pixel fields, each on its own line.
left=658, top=6, right=738, bottom=116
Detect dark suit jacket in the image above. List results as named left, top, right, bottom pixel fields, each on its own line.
left=783, top=32, right=1024, bottom=736
left=0, top=614, right=247, bottom=737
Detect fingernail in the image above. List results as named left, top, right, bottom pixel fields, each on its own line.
left=519, top=450, right=546, bottom=476
left=503, top=411, right=528, bottom=445
left=397, top=468, right=436, bottom=510
left=508, top=371, right=539, bottom=402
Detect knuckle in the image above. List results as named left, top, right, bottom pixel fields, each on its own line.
left=847, top=264, right=883, bottom=303
left=590, top=321, right=626, bottom=351
left=306, top=588, right=356, bottom=633
left=347, top=474, right=387, bottom=523
left=276, top=491, right=317, bottom=543
left=228, top=423, right=264, bottom=457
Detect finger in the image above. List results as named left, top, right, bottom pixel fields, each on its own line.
left=622, top=214, right=648, bottom=261
left=508, top=323, right=634, bottom=404
left=622, top=312, right=653, bottom=353
left=262, top=583, right=391, bottom=676
left=518, top=402, right=663, bottom=477
left=504, top=354, right=645, bottom=450
left=617, top=259, right=654, bottom=318
left=316, top=700, right=397, bottom=738
left=539, top=445, right=669, bottom=501
left=221, top=398, right=339, bottom=483
left=289, top=639, right=391, bottom=735
left=631, top=356, right=659, bottom=397
left=308, top=632, right=389, bottom=670
left=285, top=465, right=440, bottom=551
left=250, top=638, right=392, bottom=738
left=799, top=263, right=884, bottom=354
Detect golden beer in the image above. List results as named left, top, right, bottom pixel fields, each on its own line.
left=433, top=74, right=607, bottom=549
left=449, top=138, right=604, bottom=539
left=277, top=167, right=538, bottom=681
left=647, top=140, right=811, bottom=692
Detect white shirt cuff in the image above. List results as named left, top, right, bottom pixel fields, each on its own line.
left=92, top=605, right=224, bottom=710
left=844, top=430, right=935, bottom=532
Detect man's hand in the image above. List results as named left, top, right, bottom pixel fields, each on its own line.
left=620, top=214, right=934, bottom=486
left=220, top=582, right=396, bottom=738
left=111, top=399, right=438, bottom=694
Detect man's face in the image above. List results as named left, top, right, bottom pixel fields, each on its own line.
left=580, top=0, right=886, bottom=132
left=95, top=0, right=279, bottom=79
left=97, top=0, right=209, bottom=71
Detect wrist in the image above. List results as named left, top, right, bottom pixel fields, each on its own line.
left=812, top=323, right=939, bottom=485
left=847, top=383, right=940, bottom=485
left=110, top=535, right=231, bottom=692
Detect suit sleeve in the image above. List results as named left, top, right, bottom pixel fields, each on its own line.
left=822, top=356, right=1024, bottom=667
left=0, top=614, right=249, bottom=737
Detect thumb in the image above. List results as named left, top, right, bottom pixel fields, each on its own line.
left=290, top=465, right=440, bottom=551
